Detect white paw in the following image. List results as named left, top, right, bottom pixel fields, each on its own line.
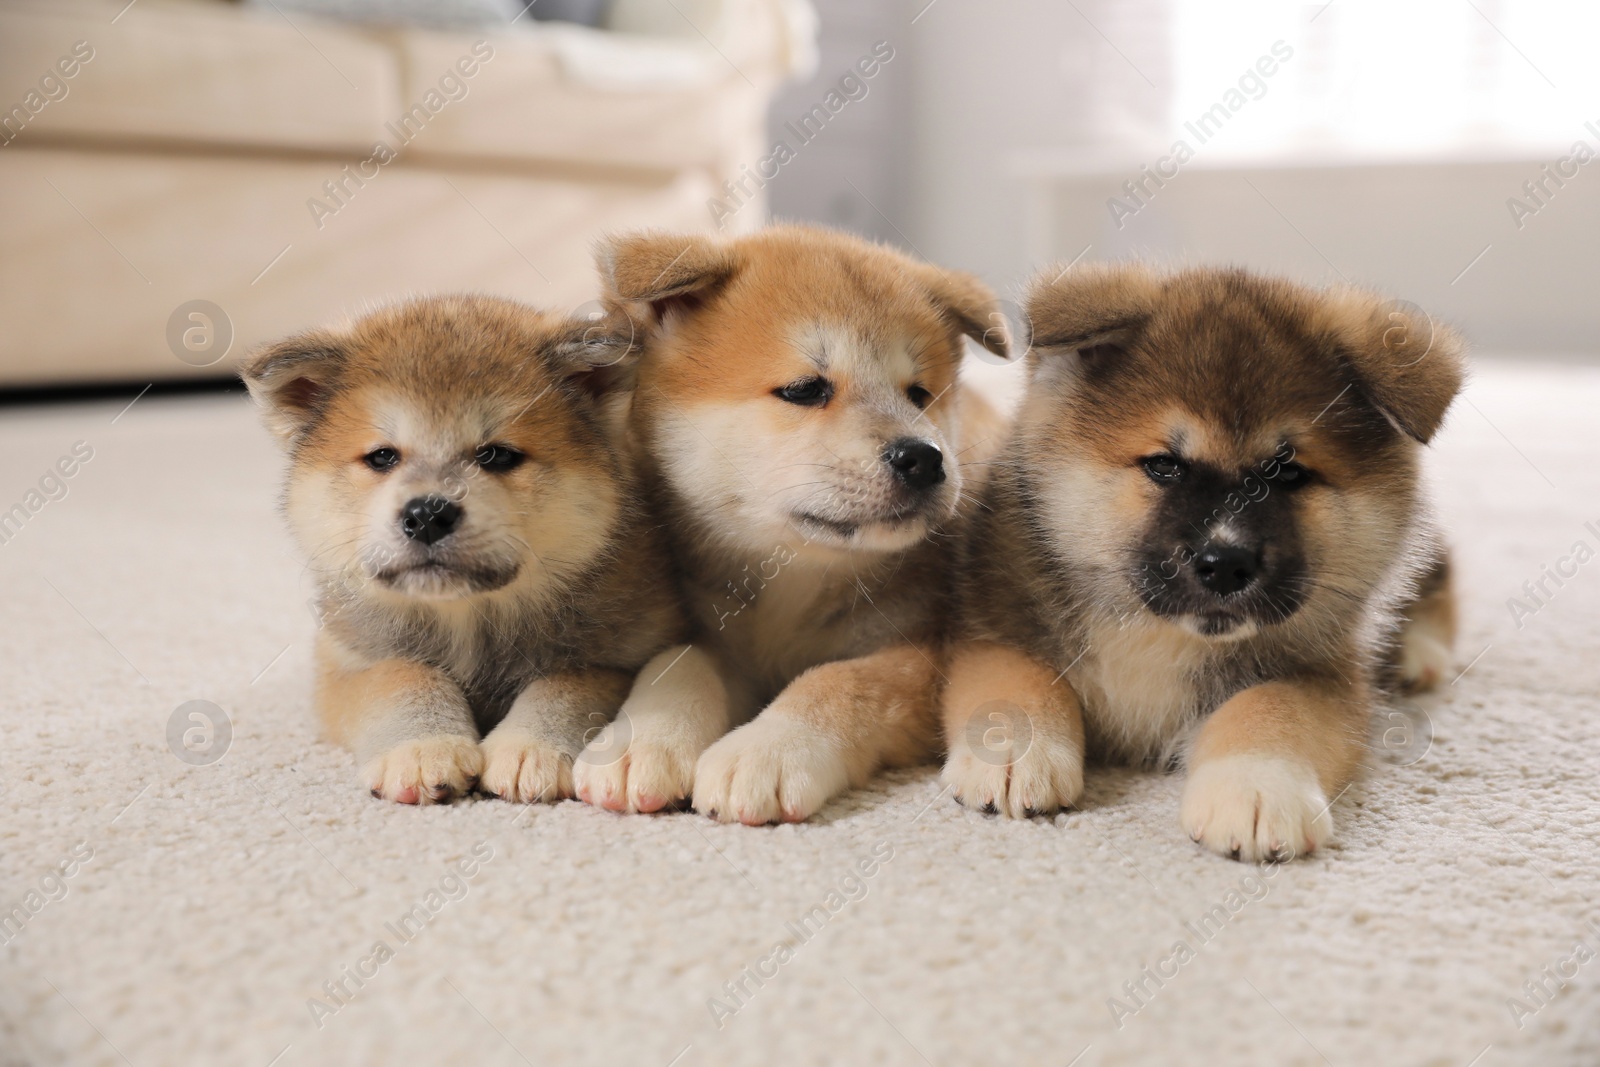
left=1180, top=755, right=1332, bottom=862
left=479, top=732, right=574, bottom=804
left=573, top=720, right=702, bottom=814
left=942, top=724, right=1083, bottom=818
left=361, top=736, right=482, bottom=804
left=692, top=716, right=849, bottom=825
left=1398, top=624, right=1452, bottom=694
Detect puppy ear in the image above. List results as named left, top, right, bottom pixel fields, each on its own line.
left=907, top=264, right=1011, bottom=361
left=595, top=231, right=737, bottom=320
left=239, top=331, right=347, bottom=443
left=1314, top=291, right=1466, bottom=443
left=549, top=311, right=640, bottom=397
left=1023, top=263, right=1162, bottom=352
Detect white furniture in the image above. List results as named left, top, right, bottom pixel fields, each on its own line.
left=0, top=0, right=813, bottom=385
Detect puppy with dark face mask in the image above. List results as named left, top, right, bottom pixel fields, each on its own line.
left=242, top=295, right=685, bottom=804
left=572, top=225, right=1009, bottom=823
left=942, top=265, right=1463, bottom=860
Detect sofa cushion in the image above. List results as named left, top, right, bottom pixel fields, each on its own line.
left=0, top=146, right=722, bottom=384
left=393, top=24, right=778, bottom=172
left=0, top=0, right=397, bottom=153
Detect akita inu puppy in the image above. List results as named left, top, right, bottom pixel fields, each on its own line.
left=242, top=295, right=685, bottom=804
left=573, top=225, right=1009, bottom=823
left=942, top=265, right=1463, bottom=860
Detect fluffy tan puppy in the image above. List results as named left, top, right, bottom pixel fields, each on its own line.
left=242, top=295, right=685, bottom=804
left=943, top=265, right=1462, bottom=860
left=571, top=225, right=1009, bottom=823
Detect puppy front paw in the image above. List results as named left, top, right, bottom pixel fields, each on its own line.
left=692, top=716, right=849, bottom=825
left=573, top=723, right=700, bottom=814
left=479, top=732, right=574, bottom=804
left=1398, top=621, right=1453, bottom=694
left=1180, top=755, right=1332, bottom=862
left=942, top=727, right=1083, bottom=818
left=362, top=736, right=482, bottom=804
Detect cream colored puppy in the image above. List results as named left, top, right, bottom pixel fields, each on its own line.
left=242, top=296, right=686, bottom=804
left=572, top=225, right=1009, bottom=823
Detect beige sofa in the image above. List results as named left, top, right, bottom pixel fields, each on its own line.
left=0, top=0, right=812, bottom=386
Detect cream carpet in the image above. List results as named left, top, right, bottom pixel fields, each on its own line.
left=1, top=357, right=1597, bottom=1067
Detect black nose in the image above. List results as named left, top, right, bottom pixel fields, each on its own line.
left=399, top=495, right=462, bottom=545
left=1194, top=545, right=1258, bottom=596
left=885, top=438, right=945, bottom=492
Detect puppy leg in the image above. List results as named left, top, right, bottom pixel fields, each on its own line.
left=480, top=669, right=632, bottom=803
left=1179, top=679, right=1367, bottom=861
left=573, top=644, right=733, bottom=814
left=317, top=638, right=481, bottom=805
left=940, top=641, right=1085, bottom=818
left=693, top=643, right=941, bottom=825
left=1397, top=550, right=1457, bottom=693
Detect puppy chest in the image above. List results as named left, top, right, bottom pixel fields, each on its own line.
left=699, top=567, right=855, bottom=682
left=1067, top=624, right=1210, bottom=759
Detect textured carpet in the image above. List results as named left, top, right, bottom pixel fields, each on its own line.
left=1, top=357, right=1597, bottom=1067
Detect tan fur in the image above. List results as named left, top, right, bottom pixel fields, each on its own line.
left=948, top=264, right=1465, bottom=858
left=940, top=641, right=1085, bottom=819
left=1396, top=552, right=1458, bottom=693
left=241, top=295, right=685, bottom=804
left=586, top=224, right=1009, bottom=822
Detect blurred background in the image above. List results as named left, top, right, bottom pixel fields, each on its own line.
left=1, top=0, right=1596, bottom=394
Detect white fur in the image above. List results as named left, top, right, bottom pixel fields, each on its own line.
left=360, top=736, right=482, bottom=803
left=574, top=645, right=732, bottom=812
left=692, top=709, right=850, bottom=825
left=941, top=716, right=1084, bottom=818
left=1069, top=617, right=1212, bottom=762
left=1179, top=754, right=1332, bottom=862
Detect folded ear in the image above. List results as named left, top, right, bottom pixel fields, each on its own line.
left=595, top=231, right=738, bottom=320
left=905, top=262, right=1011, bottom=361
left=549, top=311, right=641, bottom=397
left=1314, top=290, right=1466, bottom=443
left=238, top=330, right=347, bottom=443
left=1023, top=263, right=1163, bottom=352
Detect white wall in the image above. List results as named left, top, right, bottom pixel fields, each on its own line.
left=897, top=0, right=1600, bottom=355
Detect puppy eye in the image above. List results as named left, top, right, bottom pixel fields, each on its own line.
left=1141, top=454, right=1185, bottom=484
left=364, top=447, right=400, bottom=472
left=474, top=444, right=526, bottom=473
left=773, top=376, right=834, bottom=407
left=906, top=384, right=933, bottom=409
left=1270, top=461, right=1312, bottom=489
left=1077, top=342, right=1125, bottom=361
